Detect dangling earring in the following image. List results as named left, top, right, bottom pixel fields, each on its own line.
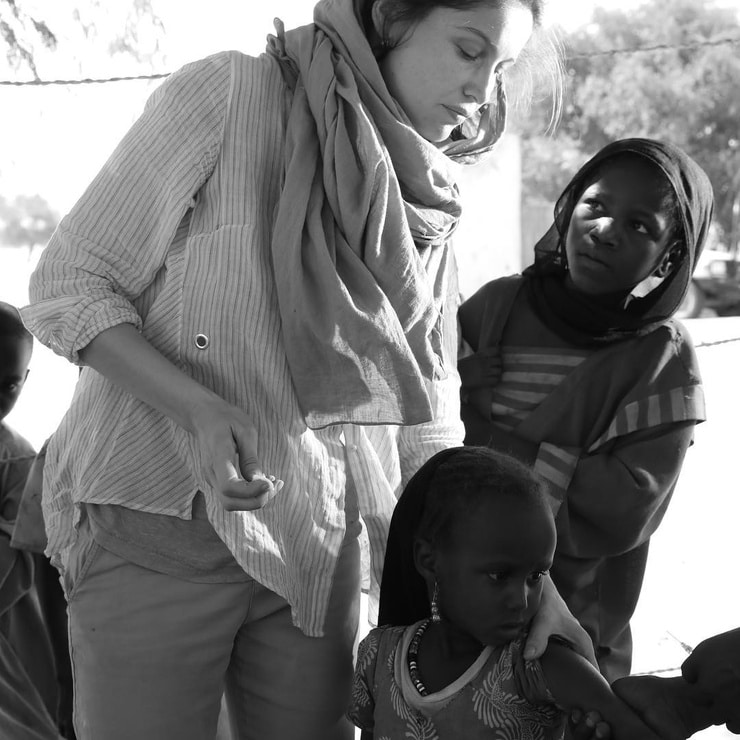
left=431, top=581, right=441, bottom=623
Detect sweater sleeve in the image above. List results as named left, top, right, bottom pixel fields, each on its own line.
left=554, top=420, right=695, bottom=558
left=21, top=53, right=233, bottom=363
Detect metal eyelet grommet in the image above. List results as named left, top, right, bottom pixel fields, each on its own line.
left=194, top=333, right=210, bottom=350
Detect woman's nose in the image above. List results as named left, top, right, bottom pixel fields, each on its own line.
left=463, top=64, right=499, bottom=106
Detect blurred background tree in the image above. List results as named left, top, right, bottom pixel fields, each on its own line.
left=0, top=0, right=163, bottom=77
left=517, top=0, right=740, bottom=253
left=0, top=194, right=58, bottom=256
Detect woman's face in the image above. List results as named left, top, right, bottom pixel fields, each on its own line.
left=376, top=2, right=534, bottom=142
left=564, top=156, right=678, bottom=297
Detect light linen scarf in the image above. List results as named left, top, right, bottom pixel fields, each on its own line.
left=266, top=0, right=507, bottom=428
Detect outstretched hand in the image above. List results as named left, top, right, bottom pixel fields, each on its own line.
left=612, top=674, right=717, bottom=740
left=524, top=574, right=597, bottom=666
left=192, top=397, right=283, bottom=511
left=681, top=628, right=740, bottom=734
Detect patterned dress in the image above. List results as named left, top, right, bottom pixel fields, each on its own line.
left=348, top=623, right=566, bottom=739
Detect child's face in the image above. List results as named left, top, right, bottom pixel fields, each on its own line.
left=564, top=155, right=678, bottom=297
left=433, top=495, right=555, bottom=650
left=0, top=337, right=31, bottom=421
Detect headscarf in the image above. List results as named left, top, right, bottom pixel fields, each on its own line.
left=265, top=0, right=507, bottom=429
left=377, top=447, right=461, bottom=626
left=523, top=138, right=714, bottom=346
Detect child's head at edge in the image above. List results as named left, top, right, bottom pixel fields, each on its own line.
left=379, top=446, right=556, bottom=648
left=522, top=138, right=714, bottom=345
left=0, top=301, right=33, bottom=423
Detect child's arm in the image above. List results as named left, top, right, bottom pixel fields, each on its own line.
left=538, top=641, right=667, bottom=740
left=612, top=674, right=718, bottom=739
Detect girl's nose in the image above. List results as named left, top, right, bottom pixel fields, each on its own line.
left=505, top=581, right=529, bottom=612
left=591, top=217, right=619, bottom=247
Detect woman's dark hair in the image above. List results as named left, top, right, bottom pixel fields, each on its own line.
left=378, top=445, right=551, bottom=625
left=360, top=0, right=563, bottom=130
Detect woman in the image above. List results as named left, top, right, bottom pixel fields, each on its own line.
left=22, top=1, right=584, bottom=738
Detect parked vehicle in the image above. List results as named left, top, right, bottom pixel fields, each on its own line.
left=676, top=248, right=740, bottom=318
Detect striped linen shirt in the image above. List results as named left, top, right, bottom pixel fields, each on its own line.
left=21, top=51, right=464, bottom=636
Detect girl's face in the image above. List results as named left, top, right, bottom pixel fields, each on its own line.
left=376, top=2, right=534, bottom=142
left=433, top=495, right=555, bottom=650
left=0, top=337, right=31, bottom=421
left=564, top=156, right=679, bottom=297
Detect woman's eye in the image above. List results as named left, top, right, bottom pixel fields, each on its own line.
left=457, top=46, right=479, bottom=61
left=584, top=198, right=603, bottom=212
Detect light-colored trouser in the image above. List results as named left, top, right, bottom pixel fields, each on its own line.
left=64, top=522, right=360, bottom=740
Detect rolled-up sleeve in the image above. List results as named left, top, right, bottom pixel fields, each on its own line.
left=21, top=53, right=232, bottom=363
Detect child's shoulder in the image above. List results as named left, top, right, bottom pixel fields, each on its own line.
left=355, top=624, right=409, bottom=676
left=625, top=317, right=699, bottom=372
left=462, top=274, right=525, bottom=307
left=360, top=624, right=409, bottom=650
left=0, top=422, right=35, bottom=460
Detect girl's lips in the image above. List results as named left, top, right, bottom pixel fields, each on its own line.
left=578, top=252, right=610, bottom=269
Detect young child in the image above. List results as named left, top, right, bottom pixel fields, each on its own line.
left=348, top=445, right=686, bottom=740
left=0, top=301, right=63, bottom=739
left=457, top=138, right=713, bottom=681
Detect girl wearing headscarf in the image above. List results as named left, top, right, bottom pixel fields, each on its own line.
left=458, top=138, right=714, bottom=682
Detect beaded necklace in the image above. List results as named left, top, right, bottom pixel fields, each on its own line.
left=407, top=618, right=432, bottom=696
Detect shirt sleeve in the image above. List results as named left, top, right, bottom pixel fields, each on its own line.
left=21, top=53, right=233, bottom=363
left=555, top=421, right=695, bottom=558
left=534, top=442, right=581, bottom=507
left=347, top=629, right=382, bottom=732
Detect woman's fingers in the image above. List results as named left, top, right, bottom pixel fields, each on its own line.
left=523, top=575, right=597, bottom=666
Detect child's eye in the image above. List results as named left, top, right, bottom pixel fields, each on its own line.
left=632, top=221, right=649, bottom=235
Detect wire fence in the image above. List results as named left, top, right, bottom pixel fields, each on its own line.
left=2, top=36, right=740, bottom=87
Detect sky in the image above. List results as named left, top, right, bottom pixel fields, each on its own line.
left=1, top=0, right=739, bottom=216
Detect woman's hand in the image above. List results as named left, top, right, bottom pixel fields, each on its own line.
left=613, top=675, right=716, bottom=740
left=524, top=574, right=597, bottom=666
left=78, top=324, right=283, bottom=511
left=190, top=396, right=283, bottom=511
left=681, top=628, right=740, bottom=733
